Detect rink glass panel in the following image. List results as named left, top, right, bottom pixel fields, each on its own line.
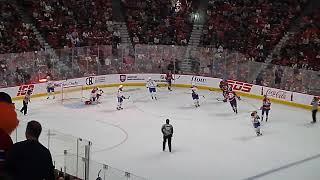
left=1, top=45, right=318, bottom=95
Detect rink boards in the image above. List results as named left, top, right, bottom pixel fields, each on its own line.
left=1, top=74, right=318, bottom=110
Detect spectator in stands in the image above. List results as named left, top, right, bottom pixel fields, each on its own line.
left=255, top=73, right=264, bottom=86
left=274, top=67, right=283, bottom=88
left=167, top=60, right=174, bottom=73
left=7, top=120, right=55, bottom=180
left=0, top=92, right=18, bottom=180
left=174, top=59, right=180, bottom=74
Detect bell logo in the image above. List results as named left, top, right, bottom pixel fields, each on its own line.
left=17, top=84, right=35, bottom=96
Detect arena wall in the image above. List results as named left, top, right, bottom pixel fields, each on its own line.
left=1, top=74, right=318, bottom=110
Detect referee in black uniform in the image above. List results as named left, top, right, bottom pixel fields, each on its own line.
left=162, top=119, right=173, bottom=152
left=20, top=90, right=31, bottom=115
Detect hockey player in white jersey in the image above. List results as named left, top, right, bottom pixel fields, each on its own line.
left=251, top=111, right=262, bottom=136
left=96, top=88, right=104, bottom=103
left=191, top=84, right=200, bottom=107
left=146, top=77, right=157, bottom=100
left=46, top=76, right=55, bottom=99
left=117, top=85, right=129, bottom=110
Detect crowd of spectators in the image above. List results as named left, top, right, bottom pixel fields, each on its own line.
left=201, top=0, right=306, bottom=62
left=0, top=2, right=42, bottom=54
left=272, top=8, right=320, bottom=71
left=24, top=0, right=113, bottom=49
left=0, top=51, right=54, bottom=87
left=123, top=0, right=197, bottom=46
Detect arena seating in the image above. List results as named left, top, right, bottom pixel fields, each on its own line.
left=122, top=0, right=197, bottom=45
left=272, top=9, right=320, bottom=71
left=0, top=2, right=41, bottom=54
left=201, top=0, right=306, bottom=61
left=25, top=0, right=113, bottom=49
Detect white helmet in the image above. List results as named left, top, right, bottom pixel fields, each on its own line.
left=148, top=77, right=152, bottom=80
left=119, top=85, right=123, bottom=89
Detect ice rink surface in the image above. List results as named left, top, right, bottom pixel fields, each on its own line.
left=15, top=86, right=320, bottom=180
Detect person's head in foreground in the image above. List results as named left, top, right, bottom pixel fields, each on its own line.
left=26, top=120, right=42, bottom=141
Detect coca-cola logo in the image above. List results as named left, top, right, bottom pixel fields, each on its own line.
left=266, top=89, right=287, bottom=99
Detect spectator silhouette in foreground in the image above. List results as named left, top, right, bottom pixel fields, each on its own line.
left=0, top=92, right=18, bottom=180
left=7, top=120, right=54, bottom=180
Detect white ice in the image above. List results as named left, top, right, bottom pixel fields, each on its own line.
left=13, top=87, right=320, bottom=180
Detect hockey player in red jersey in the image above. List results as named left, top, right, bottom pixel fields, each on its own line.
left=219, top=79, right=229, bottom=102
left=85, top=87, right=103, bottom=105
left=219, top=79, right=228, bottom=90
left=227, top=91, right=241, bottom=114
left=261, top=95, right=271, bottom=122
left=165, top=71, right=173, bottom=91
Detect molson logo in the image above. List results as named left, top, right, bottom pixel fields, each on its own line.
left=191, top=76, right=206, bottom=84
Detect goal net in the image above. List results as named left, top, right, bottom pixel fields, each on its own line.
left=61, top=85, right=85, bottom=102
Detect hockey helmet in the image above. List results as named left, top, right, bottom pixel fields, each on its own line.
left=119, top=85, right=123, bottom=89
left=148, top=77, right=152, bottom=80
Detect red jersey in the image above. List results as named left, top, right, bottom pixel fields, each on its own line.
left=166, top=73, right=173, bottom=80
left=219, top=81, right=227, bottom=90
left=228, top=91, right=237, bottom=101
left=262, top=98, right=271, bottom=109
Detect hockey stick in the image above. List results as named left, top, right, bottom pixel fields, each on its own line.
left=173, top=75, right=181, bottom=80
left=216, top=97, right=225, bottom=102
left=183, top=92, right=205, bottom=99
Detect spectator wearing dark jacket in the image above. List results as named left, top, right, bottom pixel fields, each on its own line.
left=7, top=120, right=54, bottom=180
left=0, top=92, right=18, bottom=179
